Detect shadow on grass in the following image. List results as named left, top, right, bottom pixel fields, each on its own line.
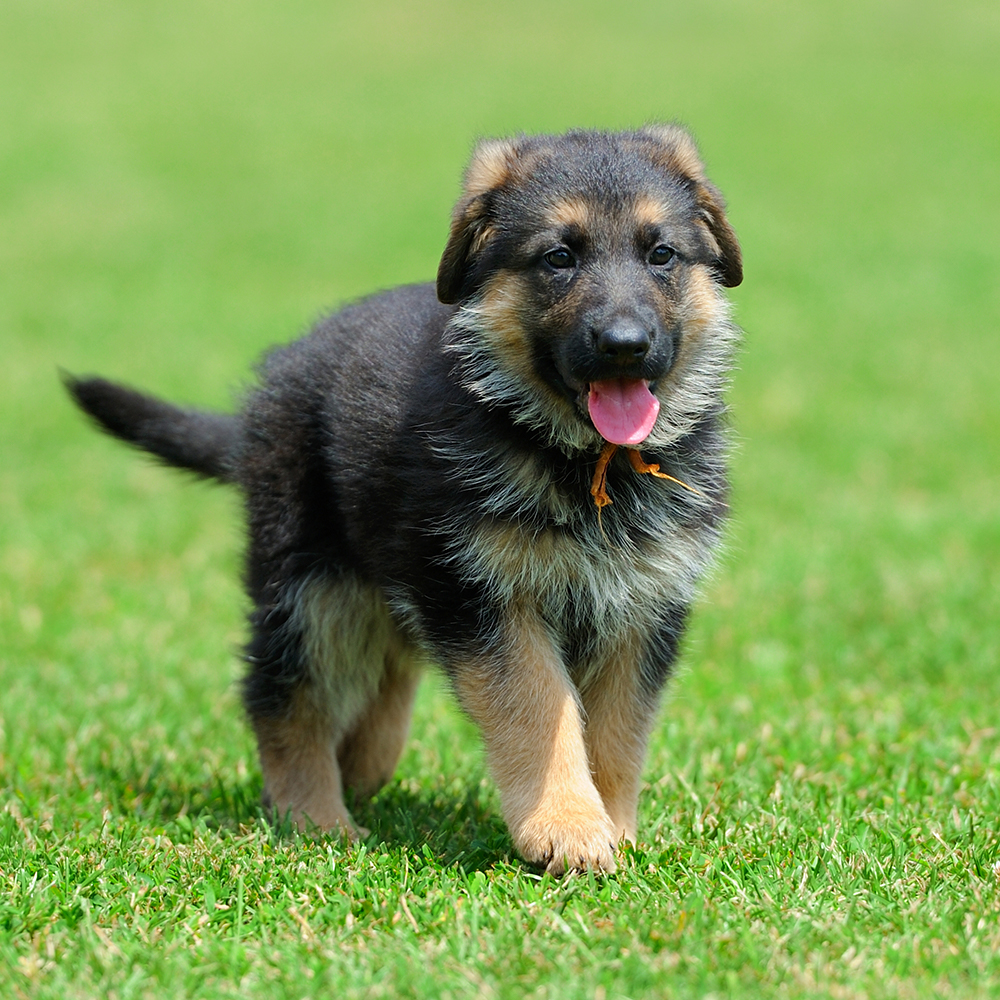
left=92, top=759, right=513, bottom=871
left=353, top=782, right=513, bottom=872
left=92, top=757, right=267, bottom=830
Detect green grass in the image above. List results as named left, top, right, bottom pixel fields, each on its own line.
left=2, top=1, right=998, bottom=997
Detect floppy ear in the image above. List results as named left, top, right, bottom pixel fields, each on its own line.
left=437, top=137, right=521, bottom=304
left=435, top=194, right=492, bottom=305
left=640, top=124, right=743, bottom=288
left=694, top=180, right=743, bottom=287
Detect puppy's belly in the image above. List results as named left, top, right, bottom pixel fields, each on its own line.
left=293, top=574, right=409, bottom=729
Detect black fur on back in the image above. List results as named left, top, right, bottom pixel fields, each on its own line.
left=64, top=374, right=240, bottom=482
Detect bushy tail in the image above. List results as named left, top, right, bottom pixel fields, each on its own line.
left=63, top=374, right=240, bottom=483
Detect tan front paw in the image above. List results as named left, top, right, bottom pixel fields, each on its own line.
left=511, top=806, right=620, bottom=875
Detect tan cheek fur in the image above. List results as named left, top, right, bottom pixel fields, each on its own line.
left=473, top=272, right=580, bottom=423
left=451, top=616, right=619, bottom=874
left=474, top=273, right=572, bottom=412
left=677, top=264, right=726, bottom=337
left=476, top=275, right=533, bottom=370
left=642, top=263, right=737, bottom=448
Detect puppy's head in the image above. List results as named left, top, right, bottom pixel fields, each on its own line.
left=439, top=126, right=742, bottom=452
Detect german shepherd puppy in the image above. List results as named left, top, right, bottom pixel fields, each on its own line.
left=66, top=125, right=742, bottom=873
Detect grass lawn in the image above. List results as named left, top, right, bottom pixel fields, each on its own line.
left=2, top=1, right=998, bottom=997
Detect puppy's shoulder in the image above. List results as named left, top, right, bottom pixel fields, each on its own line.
left=249, top=284, right=453, bottom=419
left=265, top=283, right=454, bottom=385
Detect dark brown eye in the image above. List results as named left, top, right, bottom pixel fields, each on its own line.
left=543, top=248, right=576, bottom=269
left=648, top=245, right=676, bottom=266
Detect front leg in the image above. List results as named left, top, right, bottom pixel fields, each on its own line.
left=579, top=658, right=657, bottom=846
left=581, top=609, right=688, bottom=844
left=451, top=617, right=618, bottom=874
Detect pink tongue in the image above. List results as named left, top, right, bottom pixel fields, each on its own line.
left=587, top=378, right=660, bottom=445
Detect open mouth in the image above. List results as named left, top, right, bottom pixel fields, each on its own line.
left=586, top=378, right=660, bottom=445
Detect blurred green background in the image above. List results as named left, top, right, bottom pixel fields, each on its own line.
left=4, top=0, right=999, bottom=769
left=3, top=0, right=996, bottom=714
left=2, top=1, right=998, bottom=995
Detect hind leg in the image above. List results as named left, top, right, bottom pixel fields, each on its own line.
left=252, top=695, right=359, bottom=836
left=245, top=621, right=363, bottom=837
left=338, top=655, right=422, bottom=799
left=244, top=575, right=407, bottom=837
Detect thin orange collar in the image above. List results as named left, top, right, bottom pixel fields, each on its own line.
left=590, top=441, right=702, bottom=509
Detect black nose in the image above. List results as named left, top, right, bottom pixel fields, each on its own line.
left=594, top=320, right=653, bottom=362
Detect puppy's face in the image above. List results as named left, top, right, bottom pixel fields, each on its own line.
left=439, top=127, right=742, bottom=452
